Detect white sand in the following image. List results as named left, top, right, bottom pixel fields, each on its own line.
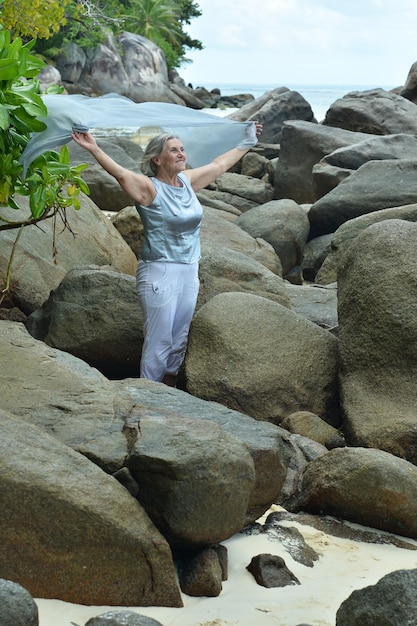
left=36, top=507, right=417, bottom=626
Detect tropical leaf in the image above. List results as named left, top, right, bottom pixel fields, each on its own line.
left=44, top=84, right=64, bottom=95
left=0, top=58, right=20, bottom=81
left=73, top=176, right=90, bottom=195
left=10, top=83, right=47, bottom=109
left=0, top=104, right=10, bottom=130
left=6, top=196, right=22, bottom=210
left=8, top=36, right=23, bottom=60
left=21, top=50, right=46, bottom=77
left=125, top=0, right=181, bottom=46
left=29, top=185, right=48, bottom=219
left=0, top=31, right=11, bottom=52
left=58, top=144, right=70, bottom=165
left=9, top=109, right=46, bottom=134
left=45, top=162, right=72, bottom=176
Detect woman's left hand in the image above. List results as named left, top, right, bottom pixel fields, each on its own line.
left=254, top=121, right=263, bottom=138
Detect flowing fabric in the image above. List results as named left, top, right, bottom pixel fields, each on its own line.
left=21, top=93, right=256, bottom=173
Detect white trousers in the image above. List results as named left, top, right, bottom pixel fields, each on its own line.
left=136, top=260, right=199, bottom=381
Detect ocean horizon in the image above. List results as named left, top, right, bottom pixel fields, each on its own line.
left=196, top=82, right=397, bottom=122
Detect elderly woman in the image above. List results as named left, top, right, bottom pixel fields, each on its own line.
left=72, top=122, right=262, bottom=387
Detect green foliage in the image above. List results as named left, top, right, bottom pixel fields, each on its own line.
left=0, top=0, right=71, bottom=39
left=175, top=0, right=203, bottom=51
left=177, top=0, right=202, bottom=22
left=123, top=0, right=182, bottom=47
left=13, top=146, right=88, bottom=218
left=0, top=31, right=90, bottom=300
left=54, top=0, right=122, bottom=50
left=2, top=0, right=203, bottom=70
left=153, top=31, right=188, bottom=72
left=31, top=1, right=110, bottom=56
left=0, top=32, right=47, bottom=205
left=0, top=31, right=89, bottom=222
left=119, top=0, right=203, bottom=69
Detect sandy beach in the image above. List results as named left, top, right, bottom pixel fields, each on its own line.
left=35, top=506, right=417, bottom=626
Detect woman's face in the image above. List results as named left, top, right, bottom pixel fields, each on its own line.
left=154, top=138, right=186, bottom=173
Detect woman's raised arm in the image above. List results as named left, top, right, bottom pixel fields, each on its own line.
left=71, top=131, right=155, bottom=206
left=184, top=121, right=263, bottom=192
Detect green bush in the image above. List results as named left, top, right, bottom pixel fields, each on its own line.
left=0, top=31, right=89, bottom=301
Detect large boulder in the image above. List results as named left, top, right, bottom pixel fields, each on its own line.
left=117, top=32, right=181, bottom=104
left=116, top=377, right=328, bottom=522
left=401, top=60, right=417, bottom=103
left=297, top=447, right=417, bottom=540
left=285, top=283, right=338, bottom=331
left=311, top=161, right=352, bottom=201
left=169, top=81, right=206, bottom=109
left=200, top=206, right=282, bottom=275
left=228, top=86, right=316, bottom=143
left=78, top=35, right=130, bottom=96
left=274, top=120, right=370, bottom=204
left=338, top=220, right=417, bottom=463
left=197, top=189, right=243, bottom=214
left=25, top=266, right=144, bottom=378
left=336, top=568, right=417, bottom=626
left=0, top=195, right=136, bottom=314
left=197, top=246, right=290, bottom=310
left=323, top=88, right=417, bottom=135
left=126, top=414, right=256, bottom=551
left=0, top=320, right=130, bottom=472
left=185, top=292, right=340, bottom=426
left=52, top=32, right=182, bottom=104
left=308, top=159, right=417, bottom=238
left=54, top=41, right=86, bottom=83
left=214, top=172, right=274, bottom=207
left=235, top=199, right=310, bottom=278
left=311, top=133, right=417, bottom=201
left=0, top=409, right=181, bottom=606
left=198, top=188, right=258, bottom=212
left=55, top=30, right=181, bottom=104
left=321, top=133, right=417, bottom=170
left=316, top=203, right=417, bottom=285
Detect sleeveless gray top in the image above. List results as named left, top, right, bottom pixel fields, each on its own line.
left=135, top=173, right=203, bottom=264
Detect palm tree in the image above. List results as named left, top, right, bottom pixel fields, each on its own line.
left=125, top=0, right=182, bottom=47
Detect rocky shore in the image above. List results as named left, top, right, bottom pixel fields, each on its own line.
left=2, top=30, right=417, bottom=626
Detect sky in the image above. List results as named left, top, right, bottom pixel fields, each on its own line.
left=179, top=0, right=417, bottom=88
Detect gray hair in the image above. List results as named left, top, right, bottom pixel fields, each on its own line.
left=140, top=132, right=180, bottom=176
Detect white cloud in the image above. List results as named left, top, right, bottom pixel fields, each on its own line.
left=180, top=0, right=417, bottom=87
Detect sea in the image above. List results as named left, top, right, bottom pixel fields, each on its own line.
left=197, top=82, right=397, bottom=122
